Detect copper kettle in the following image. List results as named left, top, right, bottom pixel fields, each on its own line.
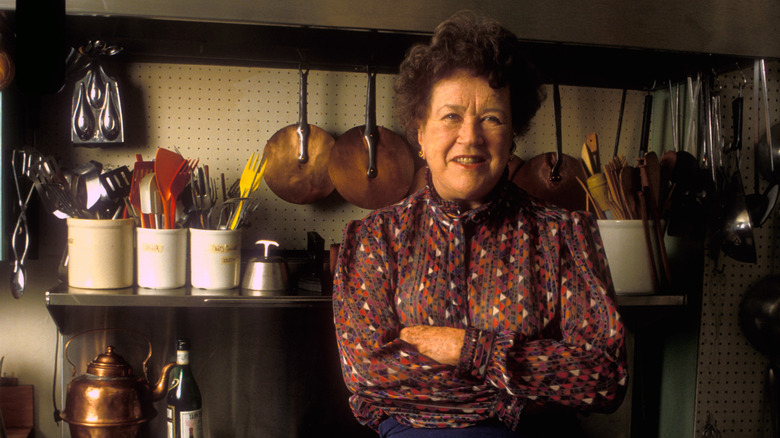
left=58, top=329, right=175, bottom=438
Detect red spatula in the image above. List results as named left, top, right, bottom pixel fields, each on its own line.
left=154, top=147, right=185, bottom=229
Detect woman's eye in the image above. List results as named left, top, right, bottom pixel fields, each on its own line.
left=443, top=113, right=461, bottom=121
left=483, top=115, right=504, bottom=125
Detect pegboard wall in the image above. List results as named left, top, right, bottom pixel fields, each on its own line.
left=21, top=48, right=780, bottom=438
left=28, top=58, right=780, bottom=437
left=32, top=62, right=647, bottom=252
left=693, top=62, right=780, bottom=437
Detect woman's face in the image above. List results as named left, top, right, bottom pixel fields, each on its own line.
left=418, top=70, right=513, bottom=210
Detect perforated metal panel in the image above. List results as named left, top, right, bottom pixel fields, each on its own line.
left=33, top=63, right=647, bottom=252
left=693, top=62, right=780, bottom=438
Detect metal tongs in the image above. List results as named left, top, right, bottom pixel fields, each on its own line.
left=9, top=149, right=36, bottom=298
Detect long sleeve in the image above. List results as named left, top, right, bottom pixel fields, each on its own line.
left=456, top=211, right=627, bottom=416
left=332, top=183, right=628, bottom=430
left=333, top=218, right=501, bottom=429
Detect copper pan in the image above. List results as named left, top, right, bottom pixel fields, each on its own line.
left=513, top=83, right=587, bottom=211
left=329, top=68, right=414, bottom=210
left=264, top=67, right=335, bottom=204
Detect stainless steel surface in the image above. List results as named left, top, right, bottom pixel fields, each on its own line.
left=47, top=289, right=369, bottom=438
left=44, top=284, right=681, bottom=311
left=46, top=285, right=330, bottom=308
left=71, top=64, right=124, bottom=144
left=241, top=240, right=290, bottom=292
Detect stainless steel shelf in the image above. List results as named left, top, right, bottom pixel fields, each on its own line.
left=46, top=283, right=684, bottom=309
left=45, top=283, right=332, bottom=309
left=616, top=293, right=687, bottom=307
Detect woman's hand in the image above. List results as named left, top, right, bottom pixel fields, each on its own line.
left=399, top=326, right=465, bottom=366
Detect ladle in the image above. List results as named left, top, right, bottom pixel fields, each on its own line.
left=717, top=72, right=756, bottom=263
left=748, top=59, right=779, bottom=227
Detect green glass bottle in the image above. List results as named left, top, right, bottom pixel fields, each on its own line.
left=166, top=338, right=203, bottom=438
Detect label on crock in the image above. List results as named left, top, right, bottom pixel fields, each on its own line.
left=221, top=256, right=238, bottom=265
left=142, top=243, right=164, bottom=253
left=208, top=243, right=238, bottom=253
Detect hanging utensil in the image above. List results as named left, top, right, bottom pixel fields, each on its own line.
left=9, top=150, right=33, bottom=299
left=264, top=66, right=336, bottom=204
left=612, top=88, right=627, bottom=158
left=638, top=91, right=653, bottom=158
left=329, top=67, right=414, bottom=210
left=667, top=77, right=707, bottom=239
left=71, top=63, right=124, bottom=144
left=718, top=123, right=757, bottom=264
left=513, top=83, right=587, bottom=211
left=750, top=59, right=779, bottom=226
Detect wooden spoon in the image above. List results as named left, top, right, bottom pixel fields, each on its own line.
left=619, top=166, right=638, bottom=219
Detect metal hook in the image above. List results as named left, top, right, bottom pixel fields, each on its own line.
left=735, top=62, right=748, bottom=96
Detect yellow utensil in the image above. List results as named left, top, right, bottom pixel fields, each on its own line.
left=229, top=152, right=267, bottom=230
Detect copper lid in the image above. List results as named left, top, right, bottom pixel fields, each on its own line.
left=86, top=346, right=132, bottom=378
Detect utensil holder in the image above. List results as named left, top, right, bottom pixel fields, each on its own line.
left=189, top=228, right=241, bottom=290
left=136, top=228, right=187, bottom=289
left=597, top=219, right=660, bottom=294
left=67, top=218, right=134, bottom=289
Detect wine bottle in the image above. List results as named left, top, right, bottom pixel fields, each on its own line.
left=167, top=338, right=203, bottom=438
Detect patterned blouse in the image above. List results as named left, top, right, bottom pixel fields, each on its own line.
left=333, top=173, right=628, bottom=431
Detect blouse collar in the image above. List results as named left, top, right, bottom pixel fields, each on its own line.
left=424, top=167, right=510, bottom=225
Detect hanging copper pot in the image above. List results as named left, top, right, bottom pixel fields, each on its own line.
left=264, top=66, right=336, bottom=204
left=513, top=83, right=587, bottom=212
left=329, top=68, right=414, bottom=210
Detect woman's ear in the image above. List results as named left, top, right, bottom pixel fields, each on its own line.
left=417, top=125, right=428, bottom=154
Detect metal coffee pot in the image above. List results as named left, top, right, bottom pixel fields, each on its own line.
left=241, top=239, right=289, bottom=295
left=58, top=329, right=175, bottom=438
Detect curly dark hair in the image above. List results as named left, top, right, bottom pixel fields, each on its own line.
left=394, top=11, right=545, bottom=149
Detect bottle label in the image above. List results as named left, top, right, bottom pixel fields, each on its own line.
left=167, top=407, right=173, bottom=438
left=179, top=409, right=202, bottom=438
left=177, top=350, right=190, bottom=365
left=167, top=407, right=202, bottom=438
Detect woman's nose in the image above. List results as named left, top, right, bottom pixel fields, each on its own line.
left=457, top=120, right=484, bottom=146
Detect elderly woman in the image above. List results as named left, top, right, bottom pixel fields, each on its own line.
left=333, top=11, right=627, bottom=437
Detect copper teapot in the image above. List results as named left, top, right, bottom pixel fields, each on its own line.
left=58, top=329, right=175, bottom=438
